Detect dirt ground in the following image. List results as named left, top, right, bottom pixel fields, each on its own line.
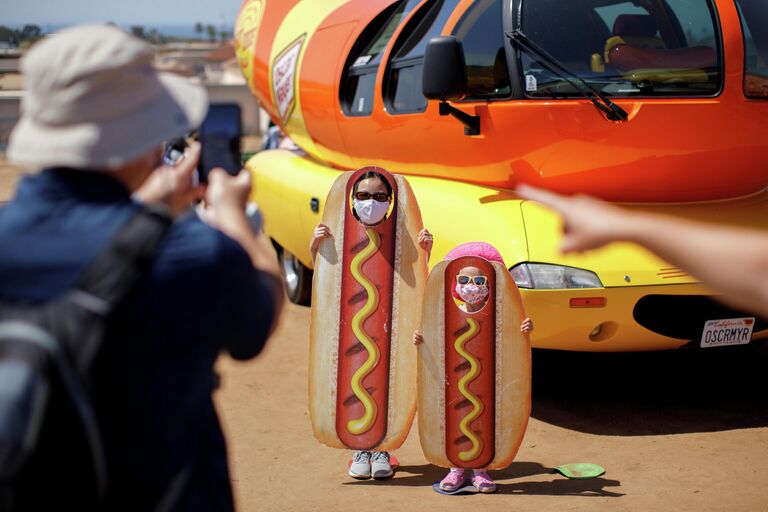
left=219, top=304, right=768, bottom=512
left=2, top=162, right=767, bottom=511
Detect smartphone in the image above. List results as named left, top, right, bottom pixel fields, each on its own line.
left=197, top=103, right=242, bottom=182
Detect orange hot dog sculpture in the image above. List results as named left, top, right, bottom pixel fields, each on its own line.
left=309, top=167, right=427, bottom=451
left=418, top=256, right=531, bottom=469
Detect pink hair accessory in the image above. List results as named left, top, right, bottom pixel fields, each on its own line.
left=443, top=241, right=506, bottom=267
left=444, top=242, right=505, bottom=302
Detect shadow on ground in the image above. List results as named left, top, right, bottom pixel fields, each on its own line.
left=531, top=343, right=768, bottom=435
left=344, top=461, right=623, bottom=497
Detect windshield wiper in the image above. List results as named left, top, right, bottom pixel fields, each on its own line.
left=506, top=29, right=628, bottom=122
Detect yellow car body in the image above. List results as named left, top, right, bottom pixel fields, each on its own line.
left=248, top=149, right=768, bottom=351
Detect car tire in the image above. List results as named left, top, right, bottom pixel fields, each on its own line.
left=279, top=247, right=313, bottom=305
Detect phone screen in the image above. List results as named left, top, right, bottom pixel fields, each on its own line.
left=198, top=104, right=242, bottom=182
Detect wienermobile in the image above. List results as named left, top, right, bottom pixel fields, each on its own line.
left=235, top=0, right=768, bottom=351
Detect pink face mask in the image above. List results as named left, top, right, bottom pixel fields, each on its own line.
left=455, top=282, right=489, bottom=305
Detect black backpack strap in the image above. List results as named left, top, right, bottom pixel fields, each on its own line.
left=73, top=203, right=172, bottom=312
left=62, top=203, right=172, bottom=372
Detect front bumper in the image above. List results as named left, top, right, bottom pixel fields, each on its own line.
left=521, top=283, right=768, bottom=352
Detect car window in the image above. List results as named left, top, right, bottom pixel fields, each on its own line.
left=340, top=0, right=421, bottom=116
left=733, top=0, right=768, bottom=99
left=594, top=2, right=649, bottom=35
left=385, top=0, right=461, bottom=114
left=518, top=0, right=722, bottom=98
left=452, top=0, right=511, bottom=100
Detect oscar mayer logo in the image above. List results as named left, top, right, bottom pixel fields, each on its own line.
left=234, top=0, right=266, bottom=93
left=272, top=34, right=306, bottom=123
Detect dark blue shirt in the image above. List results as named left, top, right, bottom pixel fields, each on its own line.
left=0, top=169, right=276, bottom=511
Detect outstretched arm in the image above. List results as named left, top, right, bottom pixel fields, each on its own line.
left=517, top=184, right=768, bottom=317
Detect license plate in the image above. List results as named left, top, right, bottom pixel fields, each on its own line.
left=700, top=317, right=755, bottom=348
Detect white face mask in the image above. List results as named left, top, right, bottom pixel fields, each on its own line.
left=455, top=282, right=489, bottom=305
left=353, top=198, right=389, bottom=225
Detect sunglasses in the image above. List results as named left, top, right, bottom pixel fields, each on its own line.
left=354, top=191, right=390, bottom=202
left=456, top=274, right=488, bottom=286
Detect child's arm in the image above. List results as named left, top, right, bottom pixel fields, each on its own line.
left=417, top=228, right=433, bottom=262
left=520, top=317, right=533, bottom=333
left=412, top=229, right=429, bottom=347
left=418, top=320, right=530, bottom=343
left=310, top=223, right=331, bottom=264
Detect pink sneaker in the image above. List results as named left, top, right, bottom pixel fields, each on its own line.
left=439, top=469, right=465, bottom=492
left=472, top=471, right=496, bottom=493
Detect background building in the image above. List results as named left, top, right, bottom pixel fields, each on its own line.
left=0, top=37, right=269, bottom=153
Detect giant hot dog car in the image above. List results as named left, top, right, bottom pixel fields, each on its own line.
left=235, top=0, right=768, bottom=351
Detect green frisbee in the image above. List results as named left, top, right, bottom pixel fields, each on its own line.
left=553, top=463, right=606, bottom=479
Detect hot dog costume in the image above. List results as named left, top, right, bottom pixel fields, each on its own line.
left=309, top=167, right=427, bottom=451
left=418, top=244, right=532, bottom=469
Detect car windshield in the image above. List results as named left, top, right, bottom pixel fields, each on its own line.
left=518, top=0, right=722, bottom=98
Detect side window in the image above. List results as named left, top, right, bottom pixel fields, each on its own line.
left=734, top=0, right=768, bottom=99
left=519, top=0, right=721, bottom=98
left=385, top=0, right=461, bottom=114
left=452, top=0, right=511, bottom=100
left=340, top=0, right=421, bottom=116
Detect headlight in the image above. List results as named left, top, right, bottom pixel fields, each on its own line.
left=510, top=263, right=603, bottom=289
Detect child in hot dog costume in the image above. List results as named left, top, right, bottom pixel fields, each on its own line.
left=309, top=167, right=432, bottom=480
left=414, top=242, right=532, bottom=493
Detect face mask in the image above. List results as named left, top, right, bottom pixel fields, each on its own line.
left=353, top=198, right=389, bottom=225
left=455, top=282, right=489, bottom=305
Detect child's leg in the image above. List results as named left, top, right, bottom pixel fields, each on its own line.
left=349, top=451, right=372, bottom=479
left=371, top=451, right=393, bottom=479
left=439, top=468, right=465, bottom=491
left=471, top=468, right=496, bottom=493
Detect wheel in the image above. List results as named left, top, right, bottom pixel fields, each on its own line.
left=279, top=247, right=313, bottom=305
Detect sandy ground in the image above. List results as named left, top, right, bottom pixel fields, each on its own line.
left=218, top=304, right=768, bottom=512
left=2, top=161, right=767, bottom=511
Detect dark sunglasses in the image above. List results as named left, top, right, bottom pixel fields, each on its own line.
left=354, top=191, right=390, bottom=202
left=456, top=274, right=488, bottom=286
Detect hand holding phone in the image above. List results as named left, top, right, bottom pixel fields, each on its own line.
left=138, top=141, right=202, bottom=216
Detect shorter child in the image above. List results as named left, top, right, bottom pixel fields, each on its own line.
left=413, top=241, right=533, bottom=493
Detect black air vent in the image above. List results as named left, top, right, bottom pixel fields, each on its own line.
left=633, top=295, right=768, bottom=340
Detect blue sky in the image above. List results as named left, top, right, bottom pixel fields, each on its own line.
left=4, top=0, right=245, bottom=27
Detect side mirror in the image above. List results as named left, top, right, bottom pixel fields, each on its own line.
left=422, top=36, right=468, bottom=101
left=422, top=36, right=480, bottom=136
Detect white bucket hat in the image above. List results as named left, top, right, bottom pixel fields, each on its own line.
left=8, top=24, right=208, bottom=170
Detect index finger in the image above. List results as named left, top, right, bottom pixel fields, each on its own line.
left=516, top=184, right=572, bottom=214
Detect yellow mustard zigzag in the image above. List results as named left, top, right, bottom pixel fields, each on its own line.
left=454, top=317, right=484, bottom=462
left=347, top=228, right=381, bottom=435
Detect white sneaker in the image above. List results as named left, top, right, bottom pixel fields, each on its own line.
left=371, top=451, right=393, bottom=479
left=349, top=451, right=372, bottom=479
